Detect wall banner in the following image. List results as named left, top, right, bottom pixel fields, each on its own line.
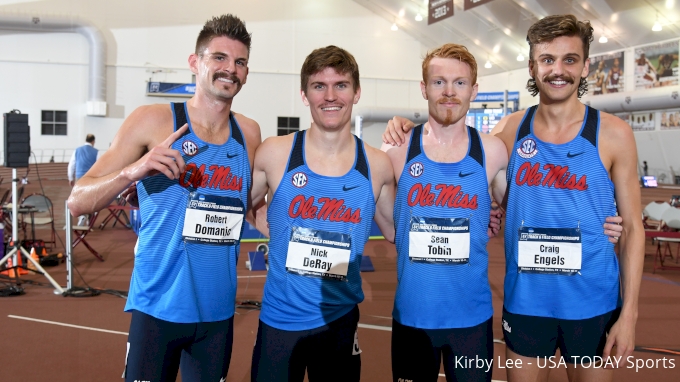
left=634, top=41, right=679, bottom=90
left=587, top=51, right=624, bottom=95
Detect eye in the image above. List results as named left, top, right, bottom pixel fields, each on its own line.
left=236, top=60, right=246, bottom=66
left=543, top=58, right=554, bottom=64
left=456, top=80, right=466, bottom=86
left=565, top=58, right=575, bottom=64
left=434, top=80, right=443, bottom=85
left=337, top=83, right=348, bottom=89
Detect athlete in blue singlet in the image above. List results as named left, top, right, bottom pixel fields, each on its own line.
left=383, top=44, right=508, bottom=382
left=492, top=15, right=644, bottom=382
left=250, top=46, right=396, bottom=382
left=68, top=15, right=263, bottom=382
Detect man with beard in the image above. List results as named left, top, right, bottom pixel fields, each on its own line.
left=249, top=46, right=396, bottom=382
left=382, top=15, right=633, bottom=382
left=68, top=14, right=261, bottom=382
left=382, top=43, right=508, bottom=382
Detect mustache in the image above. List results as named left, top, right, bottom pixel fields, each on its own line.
left=437, top=97, right=462, bottom=104
left=213, top=72, right=240, bottom=85
left=543, top=75, right=574, bottom=84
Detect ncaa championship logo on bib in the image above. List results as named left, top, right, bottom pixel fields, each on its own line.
left=292, top=172, right=308, bottom=188
left=517, top=138, right=538, bottom=159
left=182, top=192, right=245, bottom=245
left=517, top=227, right=581, bottom=275
left=182, top=140, right=198, bottom=156
left=286, top=226, right=352, bottom=281
left=409, top=162, right=424, bottom=177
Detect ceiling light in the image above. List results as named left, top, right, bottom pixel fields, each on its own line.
left=423, top=0, right=428, bottom=4
left=415, top=13, right=423, bottom=21
left=399, top=9, right=405, bottom=17
left=599, top=35, right=608, bottom=43
left=666, top=0, right=675, bottom=10
left=517, top=53, right=524, bottom=61
left=652, top=20, right=662, bottom=31
left=391, top=23, right=398, bottom=31
left=484, top=60, right=492, bottom=69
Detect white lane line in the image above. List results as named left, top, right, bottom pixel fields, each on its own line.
left=237, top=275, right=267, bottom=278
left=439, top=376, right=504, bottom=382
left=8, top=315, right=128, bottom=336
left=358, top=323, right=392, bottom=331
left=365, top=315, right=392, bottom=320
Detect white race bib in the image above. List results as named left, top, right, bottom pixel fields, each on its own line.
left=181, top=193, right=244, bottom=245
left=517, top=227, right=581, bottom=275
left=286, top=226, right=352, bottom=281
left=408, top=217, right=470, bottom=264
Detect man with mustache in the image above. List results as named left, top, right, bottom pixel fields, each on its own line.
left=382, top=43, right=508, bottom=382
left=383, top=15, right=640, bottom=382
left=249, top=45, right=396, bottom=382
left=68, top=14, right=261, bottom=382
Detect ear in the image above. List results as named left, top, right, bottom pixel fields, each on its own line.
left=420, top=81, right=427, bottom=100
left=353, top=87, right=361, bottom=104
left=189, top=53, right=199, bottom=75
left=242, top=66, right=249, bottom=86
left=528, top=59, right=534, bottom=78
left=470, top=83, right=479, bottom=102
left=581, top=58, right=590, bottom=79
left=301, top=89, right=310, bottom=107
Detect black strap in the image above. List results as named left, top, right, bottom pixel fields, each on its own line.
left=467, top=126, right=484, bottom=167
left=229, top=113, right=245, bottom=147
left=516, top=106, right=537, bottom=142
left=172, top=103, right=190, bottom=140
left=406, top=124, right=424, bottom=163
left=287, top=131, right=305, bottom=173
left=580, top=106, right=598, bottom=147
left=354, top=135, right=369, bottom=180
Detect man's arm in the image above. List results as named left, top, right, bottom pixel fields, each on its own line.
left=367, top=147, right=396, bottom=243
left=67, top=151, right=76, bottom=186
left=67, top=105, right=187, bottom=217
left=599, top=113, right=645, bottom=362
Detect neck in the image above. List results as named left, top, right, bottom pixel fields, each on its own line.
left=423, top=116, right=468, bottom=145
left=186, top=91, right=234, bottom=131
left=536, top=95, right=585, bottom=130
left=306, top=123, right=354, bottom=155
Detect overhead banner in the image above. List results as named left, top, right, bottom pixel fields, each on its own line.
left=473, top=91, right=519, bottom=102
left=587, top=51, right=624, bottom=95
left=464, top=0, right=496, bottom=10
left=147, top=82, right=196, bottom=97
left=631, top=112, right=655, bottom=131
left=634, top=41, right=679, bottom=90
left=428, top=0, right=453, bottom=25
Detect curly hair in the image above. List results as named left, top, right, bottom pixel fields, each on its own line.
left=525, top=15, right=593, bottom=98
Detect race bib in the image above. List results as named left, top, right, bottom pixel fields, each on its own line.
left=408, top=217, right=470, bottom=264
left=286, top=226, right=352, bottom=281
left=181, top=193, right=245, bottom=245
left=517, top=227, right=581, bottom=275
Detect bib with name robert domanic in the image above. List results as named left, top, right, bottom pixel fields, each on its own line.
left=504, top=105, right=620, bottom=320
left=126, top=102, right=251, bottom=324
left=261, top=131, right=376, bottom=331
left=393, top=124, right=492, bottom=330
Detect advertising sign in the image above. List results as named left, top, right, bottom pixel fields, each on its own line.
left=634, top=41, right=679, bottom=90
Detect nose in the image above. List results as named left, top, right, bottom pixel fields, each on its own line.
left=552, top=60, right=565, bottom=76
left=324, top=86, right=337, bottom=101
left=221, top=58, right=236, bottom=74
left=443, top=82, right=456, bottom=97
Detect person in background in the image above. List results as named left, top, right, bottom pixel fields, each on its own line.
left=67, top=134, right=98, bottom=225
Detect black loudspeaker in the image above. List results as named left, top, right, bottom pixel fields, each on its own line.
left=3, top=111, right=30, bottom=168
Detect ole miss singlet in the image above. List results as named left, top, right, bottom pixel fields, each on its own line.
left=260, top=131, right=375, bottom=331
left=504, top=105, right=619, bottom=320
left=393, top=125, right=492, bottom=329
left=125, top=102, right=251, bottom=323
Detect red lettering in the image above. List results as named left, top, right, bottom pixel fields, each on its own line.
left=407, top=183, right=478, bottom=210
left=289, top=195, right=361, bottom=223
left=516, top=162, right=588, bottom=191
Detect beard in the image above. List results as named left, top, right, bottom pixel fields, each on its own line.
left=434, top=97, right=461, bottom=126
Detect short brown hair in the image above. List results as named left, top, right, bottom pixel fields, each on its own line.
left=422, top=44, right=477, bottom=84
left=526, top=15, right=593, bottom=97
left=300, top=46, right=360, bottom=93
left=85, top=134, right=95, bottom=143
left=195, top=14, right=251, bottom=55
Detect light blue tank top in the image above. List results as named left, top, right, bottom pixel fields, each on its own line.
left=504, top=105, right=620, bottom=319
left=75, top=144, right=98, bottom=179
left=393, top=125, right=492, bottom=329
left=125, top=102, right=251, bottom=323
left=259, top=131, right=375, bottom=331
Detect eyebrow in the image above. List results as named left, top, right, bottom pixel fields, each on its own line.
left=208, top=51, right=248, bottom=63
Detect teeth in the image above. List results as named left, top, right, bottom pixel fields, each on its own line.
left=217, top=78, right=234, bottom=83
left=550, top=80, right=567, bottom=85
left=322, top=107, right=341, bottom=111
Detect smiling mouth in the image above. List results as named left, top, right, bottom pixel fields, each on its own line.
left=321, top=106, right=342, bottom=111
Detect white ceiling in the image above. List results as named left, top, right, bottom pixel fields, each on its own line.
left=353, top=0, right=680, bottom=74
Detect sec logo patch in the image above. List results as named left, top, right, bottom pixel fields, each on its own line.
left=517, top=138, right=538, bottom=159
left=292, top=172, right=307, bottom=188
left=409, top=162, right=424, bottom=177
left=182, top=140, right=198, bottom=156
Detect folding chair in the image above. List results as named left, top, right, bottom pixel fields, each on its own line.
left=643, top=201, right=671, bottom=230
left=99, top=196, right=132, bottom=230
left=72, top=211, right=103, bottom=261
left=21, top=193, right=57, bottom=250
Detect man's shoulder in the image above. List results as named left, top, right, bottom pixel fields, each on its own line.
left=597, top=110, right=634, bottom=140
left=257, top=133, right=296, bottom=159
left=364, top=142, right=393, bottom=175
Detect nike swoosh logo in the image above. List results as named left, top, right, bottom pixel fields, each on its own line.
left=567, top=152, right=584, bottom=158
left=459, top=171, right=474, bottom=178
left=226, top=153, right=238, bottom=159
left=343, top=185, right=359, bottom=191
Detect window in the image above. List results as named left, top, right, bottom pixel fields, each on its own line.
left=41, top=110, right=67, bottom=135
left=277, top=116, right=300, bottom=136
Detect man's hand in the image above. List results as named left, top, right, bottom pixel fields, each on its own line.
left=121, top=123, right=188, bottom=182
left=121, top=182, right=139, bottom=208
left=382, top=116, right=415, bottom=147
left=602, top=314, right=636, bottom=367
left=488, top=206, right=503, bottom=238
left=604, top=215, right=623, bottom=244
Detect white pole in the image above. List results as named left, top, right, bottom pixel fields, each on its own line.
left=355, top=115, right=363, bottom=139
left=65, top=200, right=73, bottom=291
